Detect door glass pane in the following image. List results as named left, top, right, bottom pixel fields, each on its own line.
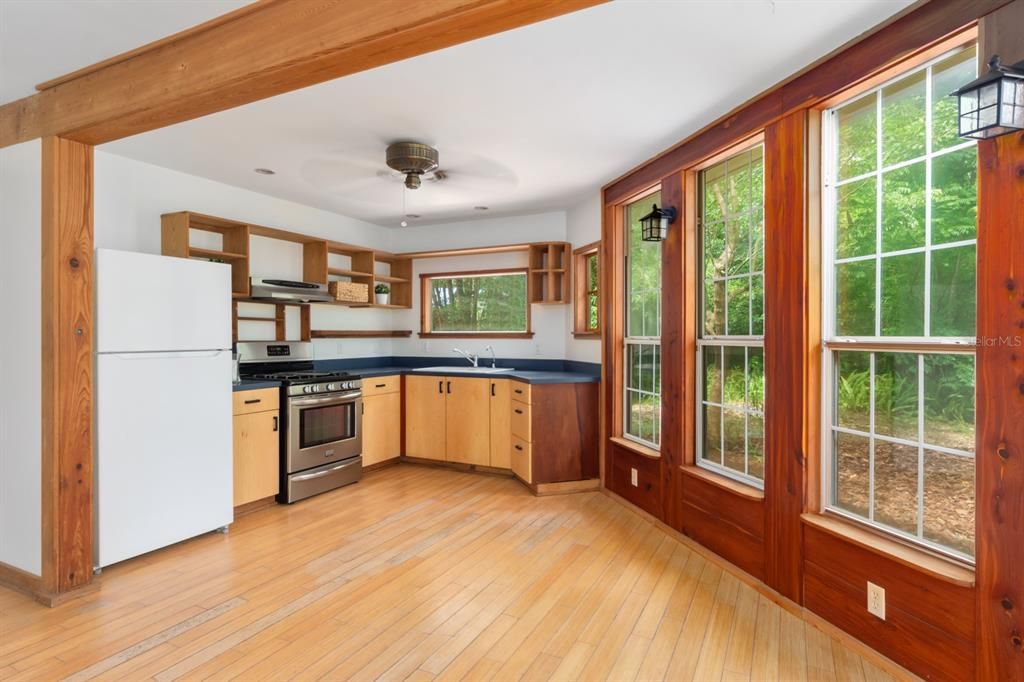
left=835, top=432, right=870, bottom=517
left=881, top=252, right=925, bottom=336
left=873, top=441, right=919, bottom=535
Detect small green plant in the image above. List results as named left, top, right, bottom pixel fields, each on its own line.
left=374, top=283, right=390, bottom=294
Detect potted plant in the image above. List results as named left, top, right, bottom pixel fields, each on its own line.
left=374, top=283, right=390, bottom=305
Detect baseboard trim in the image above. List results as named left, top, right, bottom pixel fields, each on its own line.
left=599, top=488, right=918, bottom=682
left=531, top=478, right=601, bottom=496
left=363, top=457, right=403, bottom=473
left=0, top=560, right=99, bottom=607
left=233, top=496, right=278, bottom=517
left=400, top=456, right=514, bottom=478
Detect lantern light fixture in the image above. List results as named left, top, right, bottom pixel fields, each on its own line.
left=639, top=203, right=678, bottom=242
left=950, top=54, right=1024, bottom=140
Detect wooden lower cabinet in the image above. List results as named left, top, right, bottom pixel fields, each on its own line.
left=489, top=379, right=511, bottom=469
left=445, top=377, right=490, bottom=465
left=232, top=407, right=280, bottom=506
left=362, top=390, right=401, bottom=466
left=509, top=381, right=598, bottom=485
left=405, top=374, right=446, bottom=460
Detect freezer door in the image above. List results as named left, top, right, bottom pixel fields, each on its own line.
left=97, top=350, right=233, bottom=567
left=96, top=248, right=232, bottom=353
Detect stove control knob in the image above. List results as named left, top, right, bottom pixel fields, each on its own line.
left=302, top=385, right=312, bottom=394
left=342, top=382, right=351, bottom=390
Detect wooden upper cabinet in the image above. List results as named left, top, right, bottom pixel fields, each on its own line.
left=489, top=380, right=512, bottom=469
left=405, top=374, right=446, bottom=460
left=444, top=377, right=491, bottom=465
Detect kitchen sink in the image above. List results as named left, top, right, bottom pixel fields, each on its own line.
left=412, top=366, right=515, bottom=374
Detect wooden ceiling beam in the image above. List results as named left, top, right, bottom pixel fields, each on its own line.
left=0, top=0, right=604, bottom=148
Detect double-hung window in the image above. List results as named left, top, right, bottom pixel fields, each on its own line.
left=624, top=191, right=662, bottom=448
left=822, top=45, right=978, bottom=560
left=697, top=146, right=766, bottom=487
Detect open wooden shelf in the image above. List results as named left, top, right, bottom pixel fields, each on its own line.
left=328, top=267, right=374, bottom=279
left=188, top=247, right=248, bottom=262
left=310, top=330, right=412, bottom=338
left=528, top=243, right=571, bottom=304
left=374, top=274, right=410, bottom=284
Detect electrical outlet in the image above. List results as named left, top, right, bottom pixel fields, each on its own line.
left=867, top=581, right=886, bottom=619
left=630, top=468, right=638, bottom=487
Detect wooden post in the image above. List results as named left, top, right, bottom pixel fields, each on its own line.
left=660, top=171, right=685, bottom=528
left=976, top=4, right=1024, bottom=677
left=40, top=136, right=94, bottom=599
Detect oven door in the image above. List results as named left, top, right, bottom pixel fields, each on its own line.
left=287, top=391, right=362, bottom=473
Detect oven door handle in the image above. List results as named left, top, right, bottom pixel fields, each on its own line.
left=289, top=391, right=361, bottom=407
left=290, top=459, right=359, bottom=482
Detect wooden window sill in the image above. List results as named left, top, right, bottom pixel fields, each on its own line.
left=609, top=436, right=661, bottom=460
left=418, top=332, right=534, bottom=339
left=572, top=331, right=601, bottom=338
left=681, top=465, right=765, bottom=502
left=801, top=512, right=975, bottom=587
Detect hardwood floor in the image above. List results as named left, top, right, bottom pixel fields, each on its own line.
left=0, top=465, right=915, bottom=681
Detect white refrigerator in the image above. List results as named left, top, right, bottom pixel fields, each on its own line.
left=95, top=248, right=234, bottom=568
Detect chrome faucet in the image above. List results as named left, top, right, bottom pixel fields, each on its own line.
left=452, top=348, right=479, bottom=367
left=484, top=345, right=497, bottom=369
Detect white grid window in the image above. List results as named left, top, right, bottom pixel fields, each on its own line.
left=822, top=44, right=978, bottom=561
left=697, top=145, right=765, bottom=488
left=624, top=191, right=662, bottom=448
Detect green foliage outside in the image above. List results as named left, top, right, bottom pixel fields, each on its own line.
left=429, top=273, right=527, bottom=333
left=625, top=192, right=663, bottom=445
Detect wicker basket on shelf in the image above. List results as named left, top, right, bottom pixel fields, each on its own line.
left=329, top=281, right=369, bottom=303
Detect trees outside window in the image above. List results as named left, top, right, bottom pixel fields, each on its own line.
left=422, top=270, right=529, bottom=335
left=697, top=145, right=766, bottom=487
left=624, top=191, right=662, bottom=448
left=823, top=44, right=977, bottom=560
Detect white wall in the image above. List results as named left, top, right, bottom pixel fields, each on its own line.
left=565, top=194, right=602, bottom=364
left=0, top=139, right=42, bottom=575
left=95, top=151, right=599, bottom=363
left=95, top=151, right=395, bottom=359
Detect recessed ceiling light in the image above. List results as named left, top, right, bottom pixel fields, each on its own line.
left=253, top=167, right=275, bottom=175
left=474, top=206, right=488, bottom=211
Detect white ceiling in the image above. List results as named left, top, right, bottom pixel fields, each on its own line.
left=0, top=0, right=252, bottom=104
left=4, top=0, right=913, bottom=227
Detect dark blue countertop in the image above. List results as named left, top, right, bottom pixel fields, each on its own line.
left=355, top=366, right=598, bottom=384
left=233, top=357, right=600, bottom=389
left=233, top=380, right=281, bottom=392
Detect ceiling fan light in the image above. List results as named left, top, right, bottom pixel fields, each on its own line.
left=387, top=141, right=439, bottom=191
left=404, top=173, right=421, bottom=190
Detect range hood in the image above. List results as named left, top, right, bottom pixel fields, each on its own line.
left=249, top=276, right=333, bottom=303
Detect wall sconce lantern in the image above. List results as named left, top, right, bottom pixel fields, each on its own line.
left=951, top=55, right=1024, bottom=140
left=639, top=204, right=678, bottom=242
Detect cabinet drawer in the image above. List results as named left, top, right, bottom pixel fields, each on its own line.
left=511, top=436, right=532, bottom=484
left=511, top=400, right=531, bottom=441
left=509, top=381, right=531, bottom=404
left=363, top=375, right=401, bottom=397
left=233, top=388, right=280, bottom=416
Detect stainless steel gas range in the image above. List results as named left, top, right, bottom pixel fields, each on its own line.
left=237, top=342, right=362, bottom=503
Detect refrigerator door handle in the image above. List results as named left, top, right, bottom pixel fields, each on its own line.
left=105, top=350, right=228, bottom=360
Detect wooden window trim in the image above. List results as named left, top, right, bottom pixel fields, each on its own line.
left=681, top=464, right=765, bottom=502
left=572, top=240, right=601, bottom=337
left=419, top=267, right=532, bottom=338
left=610, top=435, right=661, bottom=460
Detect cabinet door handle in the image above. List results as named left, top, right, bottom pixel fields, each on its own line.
left=514, top=408, right=523, bottom=414
left=438, top=380, right=443, bottom=394
left=272, top=416, right=278, bottom=432
left=514, top=389, right=523, bottom=394
left=514, top=445, right=523, bottom=451
left=375, top=383, right=387, bottom=388
left=491, top=384, right=495, bottom=397
left=244, top=398, right=261, bottom=405
left=447, top=381, right=451, bottom=394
